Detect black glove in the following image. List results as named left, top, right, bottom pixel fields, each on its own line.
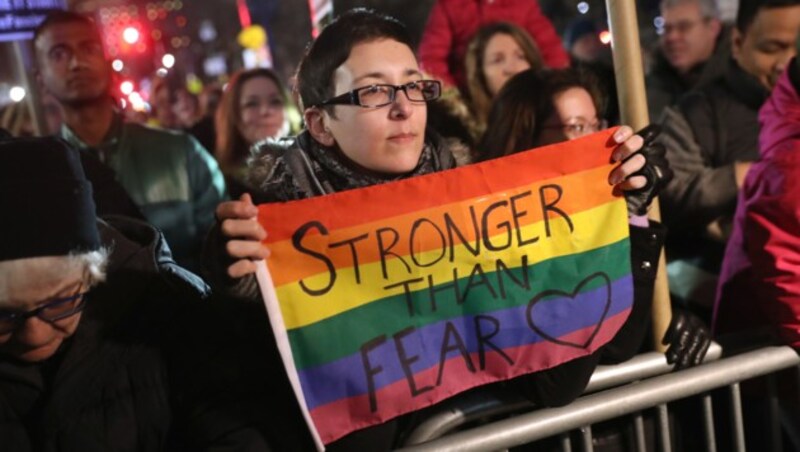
left=623, top=124, right=674, bottom=216
left=662, top=308, right=711, bottom=370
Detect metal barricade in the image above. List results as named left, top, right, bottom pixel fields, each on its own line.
left=404, top=343, right=723, bottom=445
left=400, top=344, right=799, bottom=451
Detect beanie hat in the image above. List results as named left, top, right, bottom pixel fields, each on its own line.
left=0, top=131, right=100, bottom=261
left=564, top=18, right=599, bottom=50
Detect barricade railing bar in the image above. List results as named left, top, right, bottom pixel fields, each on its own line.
left=403, top=343, right=723, bottom=446
left=399, top=345, right=800, bottom=452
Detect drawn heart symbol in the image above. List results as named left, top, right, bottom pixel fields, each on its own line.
left=525, top=272, right=612, bottom=349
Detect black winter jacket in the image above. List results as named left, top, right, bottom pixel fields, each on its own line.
left=659, top=60, right=769, bottom=234
left=0, top=217, right=258, bottom=451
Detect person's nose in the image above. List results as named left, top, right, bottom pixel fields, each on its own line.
left=777, top=48, right=798, bottom=73
left=68, top=52, right=89, bottom=71
left=506, top=60, right=524, bottom=75
left=13, top=317, right=54, bottom=346
left=389, top=88, right=414, bottom=119
left=662, top=27, right=681, bottom=43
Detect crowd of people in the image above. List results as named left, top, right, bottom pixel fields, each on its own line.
left=1, top=0, right=800, bottom=449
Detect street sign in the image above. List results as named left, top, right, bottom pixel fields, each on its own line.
left=0, top=0, right=66, bottom=43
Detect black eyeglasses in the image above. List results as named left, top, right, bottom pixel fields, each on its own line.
left=542, top=118, right=608, bottom=140
left=316, top=80, right=442, bottom=108
left=0, top=290, right=88, bottom=335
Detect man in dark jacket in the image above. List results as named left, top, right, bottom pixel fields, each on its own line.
left=659, top=0, right=800, bottom=312
left=0, top=135, right=269, bottom=451
left=646, top=0, right=728, bottom=122
left=33, top=11, right=226, bottom=271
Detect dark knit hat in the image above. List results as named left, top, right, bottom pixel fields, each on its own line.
left=0, top=131, right=100, bottom=261
left=564, top=18, right=599, bottom=50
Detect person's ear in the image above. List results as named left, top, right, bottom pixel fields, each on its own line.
left=708, top=18, right=722, bottom=38
left=304, top=108, right=336, bottom=147
left=34, top=67, right=43, bottom=89
left=731, top=27, right=744, bottom=64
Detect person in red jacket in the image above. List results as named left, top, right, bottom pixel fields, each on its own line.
left=418, top=0, right=569, bottom=89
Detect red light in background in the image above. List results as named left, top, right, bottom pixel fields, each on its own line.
left=599, top=31, right=612, bottom=45
left=122, top=26, right=140, bottom=44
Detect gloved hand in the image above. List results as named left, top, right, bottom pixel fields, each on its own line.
left=662, top=308, right=711, bottom=370
left=624, top=124, right=674, bottom=216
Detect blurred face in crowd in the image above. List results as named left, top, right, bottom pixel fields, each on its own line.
left=237, top=75, right=286, bottom=145
left=483, top=33, right=532, bottom=96
left=172, top=89, right=199, bottom=128
left=319, top=38, right=427, bottom=174
left=571, top=34, right=608, bottom=63
left=660, top=2, right=721, bottom=74
left=536, top=87, right=603, bottom=146
left=153, top=84, right=178, bottom=128
left=35, top=21, right=111, bottom=107
left=0, top=258, right=85, bottom=363
left=732, top=6, right=800, bottom=90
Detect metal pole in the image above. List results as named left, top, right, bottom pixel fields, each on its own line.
left=701, top=395, right=717, bottom=452
left=729, top=383, right=746, bottom=452
left=633, top=413, right=646, bottom=452
left=656, top=404, right=671, bottom=452
left=605, top=0, right=672, bottom=352
left=11, top=40, right=47, bottom=136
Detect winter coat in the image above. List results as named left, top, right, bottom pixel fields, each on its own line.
left=645, top=27, right=731, bottom=123
left=657, top=60, right=768, bottom=308
left=659, top=59, right=768, bottom=234
left=714, top=62, right=800, bottom=348
left=418, top=0, right=569, bottom=88
left=0, top=217, right=276, bottom=451
left=60, top=112, right=227, bottom=271
left=201, top=130, right=663, bottom=450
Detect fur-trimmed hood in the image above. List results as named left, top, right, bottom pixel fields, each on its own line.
left=245, top=130, right=458, bottom=203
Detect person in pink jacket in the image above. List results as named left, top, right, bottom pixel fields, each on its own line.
left=714, top=57, right=800, bottom=349
left=418, top=0, right=569, bottom=89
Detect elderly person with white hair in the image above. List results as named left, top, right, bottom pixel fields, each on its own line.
left=0, top=133, right=267, bottom=451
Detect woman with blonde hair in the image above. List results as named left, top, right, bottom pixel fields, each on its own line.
left=463, top=22, right=545, bottom=136
left=215, top=67, right=293, bottom=197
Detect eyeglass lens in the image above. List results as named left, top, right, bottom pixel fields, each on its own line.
left=357, top=81, right=439, bottom=107
left=0, top=293, right=86, bottom=334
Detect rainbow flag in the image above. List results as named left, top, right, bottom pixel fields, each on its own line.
left=255, top=129, right=633, bottom=448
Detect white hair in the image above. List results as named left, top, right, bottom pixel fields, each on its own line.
left=661, top=0, right=720, bottom=19
left=0, top=248, right=110, bottom=302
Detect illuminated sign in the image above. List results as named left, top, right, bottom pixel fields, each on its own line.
left=0, top=0, right=66, bottom=42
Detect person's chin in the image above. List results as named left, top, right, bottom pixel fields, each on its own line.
left=12, top=341, right=62, bottom=363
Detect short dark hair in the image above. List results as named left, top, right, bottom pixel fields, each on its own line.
left=33, top=10, right=99, bottom=49
left=479, top=68, right=604, bottom=161
left=736, top=0, right=800, bottom=33
left=295, top=8, right=414, bottom=111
